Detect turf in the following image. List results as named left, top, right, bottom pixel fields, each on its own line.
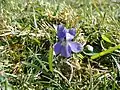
left=0, top=0, right=120, bottom=90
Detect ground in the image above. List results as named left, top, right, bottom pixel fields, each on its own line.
left=0, top=0, right=120, bottom=90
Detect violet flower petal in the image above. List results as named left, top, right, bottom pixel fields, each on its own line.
left=57, top=25, right=66, bottom=40
left=68, top=41, right=82, bottom=53
left=66, top=32, right=74, bottom=40
left=61, top=44, right=71, bottom=58
left=54, top=42, right=62, bottom=55
left=57, top=24, right=64, bottom=31
left=69, top=28, right=76, bottom=36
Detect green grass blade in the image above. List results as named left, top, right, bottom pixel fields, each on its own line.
left=48, top=46, right=53, bottom=72
left=27, top=47, right=48, bottom=72
left=22, top=61, right=39, bottom=69
left=91, top=44, right=120, bottom=59
left=5, top=79, right=8, bottom=90
left=112, top=56, right=120, bottom=73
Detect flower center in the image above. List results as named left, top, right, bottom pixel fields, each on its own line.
left=61, top=40, right=67, bottom=46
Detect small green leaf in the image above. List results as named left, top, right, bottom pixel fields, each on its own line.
left=48, top=46, right=53, bottom=72
left=101, top=34, right=114, bottom=44
left=91, top=44, right=120, bottom=59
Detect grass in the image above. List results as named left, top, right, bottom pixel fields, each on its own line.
left=0, top=0, right=120, bottom=90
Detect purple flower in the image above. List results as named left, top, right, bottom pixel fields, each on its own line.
left=54, top=25, right=82, bottom=58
